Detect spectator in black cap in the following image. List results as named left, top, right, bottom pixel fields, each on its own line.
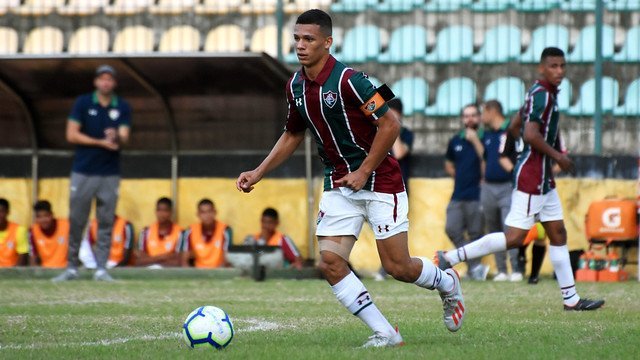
left=53, top=64, right=132, bottom=282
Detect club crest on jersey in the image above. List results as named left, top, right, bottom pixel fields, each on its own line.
left=323, top=91, right=337, bottom=108
left=109, top=109, right=120, bottom=121
left=365, top=100, right=376, bottom=112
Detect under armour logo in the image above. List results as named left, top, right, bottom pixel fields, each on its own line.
left=295, top=98, right=303, bottom=106
left=377, top=225, right=390, bottom=233
left=357, top=295, right=370, bottom=305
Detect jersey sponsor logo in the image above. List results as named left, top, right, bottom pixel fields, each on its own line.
left=295, top=97, right=303, bottom=107
left=322, top=90, right=337, bottom=108
left=109, top=109, right=120, bottom=121
left=88, top=109, right=98, bottom=116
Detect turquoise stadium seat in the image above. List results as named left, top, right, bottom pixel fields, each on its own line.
left=560, top=0, right=599, bottom=11
left=607, top=0, right=640, bottom=11
left=366, top=75, right=383, bottom=88
left=516, top=0, right=561, bottom=12
left=334, top=25, right=381, bottom=63
left=472, top=25, right=521, bottom=63
left=423, top=0, right=472, bottom=12
left=483, top=77, right=525, bottom=115
left=391, top=77, right=429, bottom=116
left=567, top=25, right=615, bottom=62
left=557, top=79, right=573, bottom=113
left=613, top=26, right=640, bottom=62
left=614, top=78, right=640, bottom=116
left=470, top=0, right=518, bottom=12
left=425, top=77, right=477, bottom=116
left=379, top=25, right=429, bottom=64
left=330, top=0, right=377, bottom=12
left=568, top=77, right=619, bottom=116
left=376, top=0, right=422, bottom=12
left=424, top=25, right=473, bottom=63
left=520, top=24, right=569, bottom=63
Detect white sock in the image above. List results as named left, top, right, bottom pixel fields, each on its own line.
left=445, top=232, right=507, bottom=266
left=413, top=257, right=454, bottom=293
left=331, top=271, right=395, bottom=336
left=549, top=245, right=580, bottom=306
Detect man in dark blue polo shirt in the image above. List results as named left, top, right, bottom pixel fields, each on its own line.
left=53, top=65, right=131, bottom=282
left=444, top=104, right=488, bottom=280
left=480, top=100, right=521, bottom=282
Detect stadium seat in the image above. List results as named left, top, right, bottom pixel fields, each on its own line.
left=483, top=77, right=525, bottom=115
left=159, top=25, right=201, bottom=53
left=424, top=25, right=473, bottom=63
left=23, top=26, right=64, bottom=54
left=195, top=0, right=243, bottom=15
left=58, top=0, right=107, bottom=16
left=391, top=77, right=429, bottom=116
left=613, top=26, right=640, bottom=62
left=68, top=26, right=110, bottom=54
left=250, top=25, right=292, bottom=58
left=0, top=0, right=20, bottom=16
left=104, top=0, right=153, bottom=16
left=423, top=0, right=473, bottom=12
left=367, top=75, right=383, bottom=88
left=613, top=78, right=640, bottom=116
left=11, top=0, right=65, bottom=16
left=0, top=27, right=18, bottom=54
left=204, top=25, right=246, bottom=53
left=330, top=0, right=377, bottom=13
left=378, top=25, right=430, bottom=64
left=334, top=25, right=382, bottom=63
left=520, top=24, right=569, bottom=63
left=568, top=77, right=619, bottom=116
left=470, top=0, right=518, bottom=12
left=285, top=0, right=332, bottom=14
left=567, top=25, right=615, bottom=63
left=149, top=0, right=197, bottom=15
left=240, top=0, right=277, bottom=14
left=515, top=0, right=561, bottom=12
left=560, top=0, right=598, bottom=11
left=557, top=78, right=573, bottom=113
left=376, top=0, right=423, bottom=13
left=472, top=25, right=521, bottom=63
left=112, top=26, right=155, bottom=53
left=607, top=0, right=640, bottom=11
left=425, top=77, right=477, bottom=116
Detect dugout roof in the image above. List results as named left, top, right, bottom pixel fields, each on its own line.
left=0, top=54, right=291, bottom=152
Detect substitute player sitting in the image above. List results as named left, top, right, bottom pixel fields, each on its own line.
left=243, top=207, right=303, bottom=270
left=81, top=215, right=134, bottom=269
left=180, top=199, right=232, bottom=268
left=135, top=197, right=183, bottom=267
left=237, top=9, right=464, bottom=347
left=0, top=198, right=29, bottom=267
left=30, top=200, right=70, bottom=269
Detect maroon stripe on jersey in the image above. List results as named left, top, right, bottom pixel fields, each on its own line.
left=518, top=90, right=551, bottom=195
left=393, top=193, right=398, bottom=222
left=526, top=194, right=532, bottom=216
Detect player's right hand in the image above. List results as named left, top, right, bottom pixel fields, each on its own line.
left=236, top=170, right=261, bottom=193
left=556, top=154, right=575, bottom=175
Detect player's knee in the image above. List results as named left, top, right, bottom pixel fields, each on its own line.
left=318, top=253, right=347, bottom=278
left=382, top=261, right=413, bottom=282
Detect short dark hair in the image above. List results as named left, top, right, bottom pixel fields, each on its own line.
left=33, top=200, right=52, bottom=213
left=540, top=47, right=565, bottom=62
left=483, top=100, right=504, bottom=116
left=0, top=198, right=9, bottom=211
left=198, top=198, right=214, bottom=209
left=262, top=207, right=279, bottom=220
left=387, top=98, right=403, bottom=114
left=296, top=9, right=332, bottom=36
left=461, top=103, right=480, bottom=117
left=156, top=197, right=173, bottom=209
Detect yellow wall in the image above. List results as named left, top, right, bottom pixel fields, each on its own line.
left=1, top=177, right=636, bottom=275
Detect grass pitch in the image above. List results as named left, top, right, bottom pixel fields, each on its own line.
left=0, top=269, right=638, bottom=359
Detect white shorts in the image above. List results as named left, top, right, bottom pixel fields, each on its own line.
left=504, top=189, right=564, bottom=230
left=316, top=188, right=409, bottom=240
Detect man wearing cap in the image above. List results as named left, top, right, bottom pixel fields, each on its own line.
left=53, top=65, right=131, bottom=282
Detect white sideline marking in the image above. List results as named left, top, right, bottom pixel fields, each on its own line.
left=0, top=318, right=285, bottom=351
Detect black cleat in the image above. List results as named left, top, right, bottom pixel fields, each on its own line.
left=528, top=276, right=539, bottom=284
left=564, top=298, right=605, bottom=311
left=433, top=251, right=452, bottom=270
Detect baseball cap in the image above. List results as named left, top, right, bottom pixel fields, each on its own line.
left=96, top=64, right=116, bottom=77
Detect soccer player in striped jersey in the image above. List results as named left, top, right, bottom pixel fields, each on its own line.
left=237, top=9, right=465, bottom=347
left=435, top=47, right=604, bottom=311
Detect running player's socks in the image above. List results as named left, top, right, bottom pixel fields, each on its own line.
left=549, top=245, right=580, bottom=306
left=530, top=243, right=546, bottom=278
left=331, top=271, right=396, bottom=336
left=445, top=232, right=507, bottom=265
left=413, top=257, right=454, bottom=293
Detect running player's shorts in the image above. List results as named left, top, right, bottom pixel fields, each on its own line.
left=316, top=188, right=409, bottom=240
left=504, top=189, right=564, bottom=230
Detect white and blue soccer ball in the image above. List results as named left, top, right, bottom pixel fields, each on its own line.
left=182, top=306, right=234, bottom=349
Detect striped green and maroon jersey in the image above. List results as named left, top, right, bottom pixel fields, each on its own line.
left=285, top=55, right=405, bottom=194
left=514, top=80, right=561, bottom=195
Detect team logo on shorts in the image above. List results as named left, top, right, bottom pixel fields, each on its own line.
left=323, top=91, right=337, bottom=108
left=109, top=109, right=120, bottom=121
left=316, top=210, right=325, bottom=225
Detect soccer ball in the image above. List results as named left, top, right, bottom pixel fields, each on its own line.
left=182, top=306, right=234, bottom=349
